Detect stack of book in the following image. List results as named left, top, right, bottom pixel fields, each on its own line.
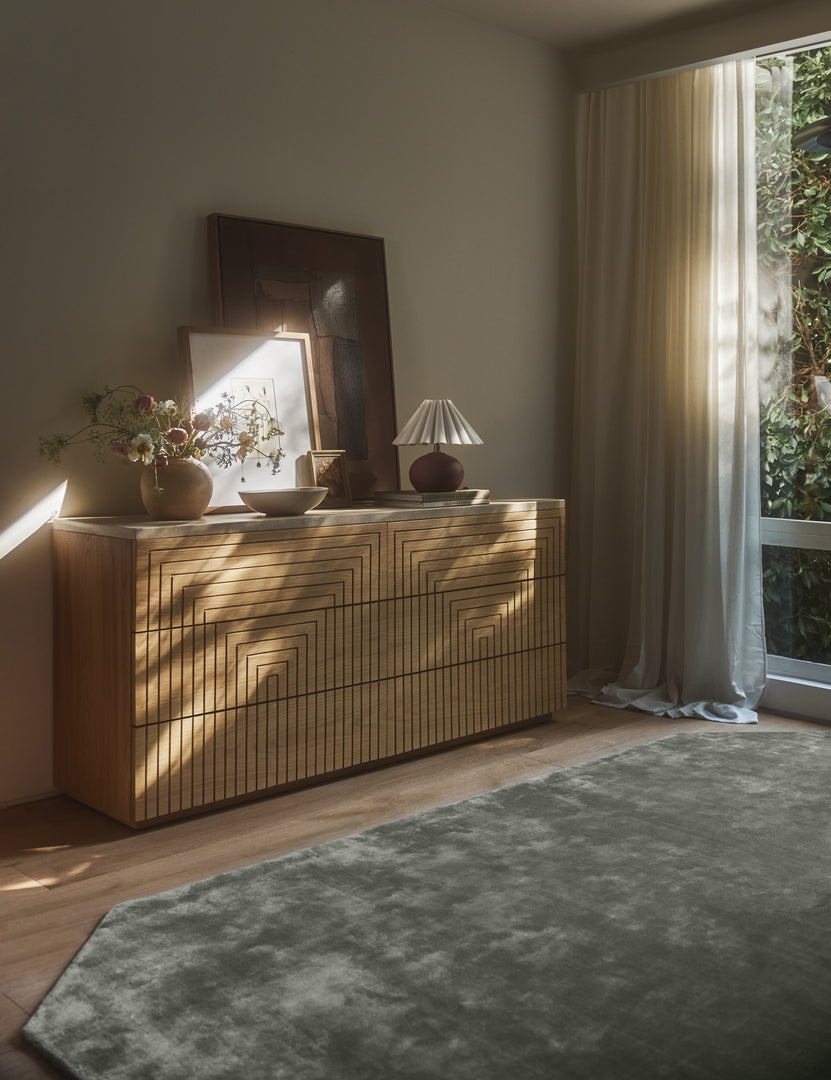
left=373, top=489, right=490, bottom=507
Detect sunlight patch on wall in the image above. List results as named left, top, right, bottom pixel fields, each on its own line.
left=0, top=482, right=67, bottom=561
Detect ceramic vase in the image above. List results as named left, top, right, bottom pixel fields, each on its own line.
left=139, top=457, right=214, bottom=520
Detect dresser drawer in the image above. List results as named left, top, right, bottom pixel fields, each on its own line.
left=134, top=598, right=383, bottom=725
left=135, top=526, right=384, bottom=631
left=388, top=644, right=564, bottom=755
left=388, top=511, right=554, bottom=600
left=133, top=682, right=387, bottom=823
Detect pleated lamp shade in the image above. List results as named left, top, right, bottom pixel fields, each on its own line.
left=393, top=399, right=483, bottom=448
left=393, top=399, right=482, bottom=492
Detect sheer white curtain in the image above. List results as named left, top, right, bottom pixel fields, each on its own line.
left=569, top=60, right=766, bottom=724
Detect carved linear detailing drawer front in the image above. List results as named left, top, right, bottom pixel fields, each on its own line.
left=134, top=603, right=383, bottom=726
left=386, top=509, right=565, bottom=750
left=133, top=525, right=385, bottom=730
left=389, top=645, right=565, bottom=756
left=135, top=526, right=383, bottom=631
left=391, top=576, right=557, bottom=675
left=134, top=684, right=387, bottom=823
left=389, top=512, right=556, bottom=598
left=388, top=509, right=564, bottom=669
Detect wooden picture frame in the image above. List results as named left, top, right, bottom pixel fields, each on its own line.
left=178, top=326, right=320, bottom=510
left=308, top=450, right=352, bottom=508
left=208, top=213, right=400, bottom=501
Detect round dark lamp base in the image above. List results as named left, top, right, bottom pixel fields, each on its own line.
left=409, top=451, right=464, bottom=493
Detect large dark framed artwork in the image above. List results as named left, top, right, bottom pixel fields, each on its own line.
left=208, top=213, right=400, bottom=500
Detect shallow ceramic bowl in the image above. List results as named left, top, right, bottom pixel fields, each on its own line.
left=238, top=487, right=328, bottom=516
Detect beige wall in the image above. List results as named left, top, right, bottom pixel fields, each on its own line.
left=0, top=0, right=573, bottom=805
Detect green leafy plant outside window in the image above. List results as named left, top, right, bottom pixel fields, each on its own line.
left=757, top=47, right=831, bottom=665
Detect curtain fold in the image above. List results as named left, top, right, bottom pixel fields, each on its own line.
left=569, top=61, right=766, bottom=724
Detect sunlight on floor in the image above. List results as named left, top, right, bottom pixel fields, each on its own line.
left=1, top=874, right=45, bottom=892
left=1, top=860, right=93, bottom=891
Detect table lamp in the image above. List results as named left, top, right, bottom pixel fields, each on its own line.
left=393, top=399, right=483, bottom=492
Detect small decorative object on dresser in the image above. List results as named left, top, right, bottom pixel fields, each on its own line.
left=308, top=449, right=352, bottom=507
left=237, top=487, right=327, bottom=516
left=393, top=399, right=483, bottom=493
left=139, top=456, right=214, bottom=520
left=40, top=385, right=283, bottom=520
left=373, top=489, right=490, bottom=508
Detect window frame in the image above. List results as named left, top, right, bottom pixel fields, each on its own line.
left=760, top=517, right=831, bottom=687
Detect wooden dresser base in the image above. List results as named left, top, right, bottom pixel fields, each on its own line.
left=53, top=500, right=566, bottom=826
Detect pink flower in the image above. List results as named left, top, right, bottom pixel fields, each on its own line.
left=166, top=427, right=189, bottom=446
left=110, top=439, right=131, bottom=459
left=192, top=412, right=212, bottom=432
left=131, top=394, right=157, bottom=415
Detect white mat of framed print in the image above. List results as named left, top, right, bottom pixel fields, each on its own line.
left=178, top=326, right=320, bottom=510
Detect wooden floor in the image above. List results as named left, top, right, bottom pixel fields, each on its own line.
left=1, top=699, right=826, bottom=1079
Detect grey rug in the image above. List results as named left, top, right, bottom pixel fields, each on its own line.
left=24, top=732, right=831, bottom=1080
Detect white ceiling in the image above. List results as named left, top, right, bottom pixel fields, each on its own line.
left=414, top=0, right=784, bottom=49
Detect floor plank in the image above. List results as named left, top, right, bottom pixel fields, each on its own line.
left=0, top=1045, right=63, bottom=1080
left=1, top=699, right=826, bottom=1077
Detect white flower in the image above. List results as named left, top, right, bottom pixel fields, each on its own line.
left=128, top=433, right=155, bottom=462
left=159, top=399, right=177, bottom=413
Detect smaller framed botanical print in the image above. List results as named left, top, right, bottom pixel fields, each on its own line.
left=308, top=450, right=352, bottom=508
